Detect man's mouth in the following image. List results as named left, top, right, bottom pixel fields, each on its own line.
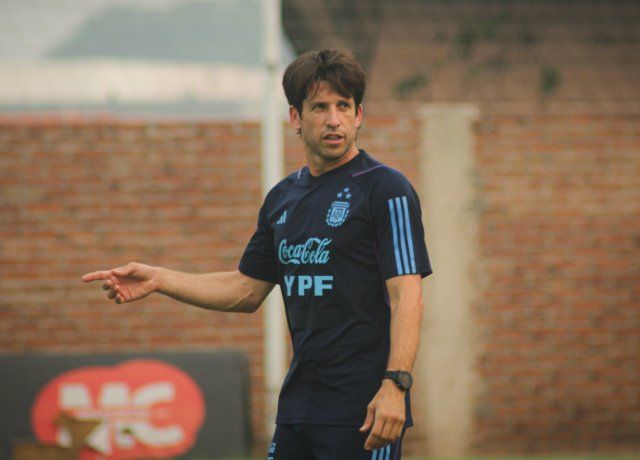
left=323, top=133, right=343, bottom=142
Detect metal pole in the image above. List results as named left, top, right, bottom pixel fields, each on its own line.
left=261, top=0, right=286, bottom=445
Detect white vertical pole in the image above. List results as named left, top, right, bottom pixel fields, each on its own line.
left=261, top=0, right=286, bottom=445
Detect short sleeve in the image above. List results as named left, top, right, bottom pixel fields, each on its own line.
left=370, top=171, right=433, bottom=281
left=238, top=200, right=278, bottom=284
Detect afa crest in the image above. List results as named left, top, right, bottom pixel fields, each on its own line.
left=326, top=187, right=352, bottom=227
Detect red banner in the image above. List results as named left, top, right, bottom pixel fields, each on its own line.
left=32, top=359, right=206, bottom=459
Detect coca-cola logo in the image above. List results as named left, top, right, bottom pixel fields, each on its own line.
left=31, top=359, right=205, bottom=459
left=278, top=238, right=332, bottom=265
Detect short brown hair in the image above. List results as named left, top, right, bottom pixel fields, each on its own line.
left=282, top=48, right=366, bottom=114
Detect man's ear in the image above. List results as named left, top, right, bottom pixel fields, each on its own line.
left=289, top=106, right=301, bottom=131
left=355, top=104, right=363, bottom=129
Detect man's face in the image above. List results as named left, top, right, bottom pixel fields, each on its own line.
left=289, top=81, right=363, bottom=170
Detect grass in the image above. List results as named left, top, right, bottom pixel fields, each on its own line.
left=193, top=455, right=639, bottom=460
left=406, top=456, right=640, bottom=460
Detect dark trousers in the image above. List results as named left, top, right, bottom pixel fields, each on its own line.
left=267, top=423, right=406, bottom=460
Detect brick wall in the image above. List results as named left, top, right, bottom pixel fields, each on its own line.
left=0, top=119, right=265, bottom=450
left=473, top=114, right=640, bottom=453
left=1, top=112, right=638, bottom=455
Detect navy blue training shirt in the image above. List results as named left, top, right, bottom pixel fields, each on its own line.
left=239, top=150, right=432, bottom=426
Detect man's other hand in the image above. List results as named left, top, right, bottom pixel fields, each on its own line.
left=359, top=379, right=405, bottom=451
left=81, top=262, right=158, bottom=304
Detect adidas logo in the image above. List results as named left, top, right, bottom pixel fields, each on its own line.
left=276, top=210, right=287, bottom=225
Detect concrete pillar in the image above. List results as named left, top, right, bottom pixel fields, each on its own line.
left=417, top=104, right=480, bottom=457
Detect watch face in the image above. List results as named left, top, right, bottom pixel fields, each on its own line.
left=398, top=372, right=413, bottom=390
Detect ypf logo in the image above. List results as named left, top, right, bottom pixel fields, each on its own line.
left=31, top=360, right=205, bottom=459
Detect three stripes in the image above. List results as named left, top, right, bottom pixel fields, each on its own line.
left=371, top=443, right=392, bottom=460
left=388, top=196, right=417, bottom=275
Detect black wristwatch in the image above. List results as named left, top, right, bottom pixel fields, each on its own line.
left=383, top=370, right=413, bottom=391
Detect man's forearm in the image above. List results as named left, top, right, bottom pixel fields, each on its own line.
left=385, top=275, right=424, bottom=372
left=155, top=268, right=271, bottom=313
left=361, top=275, right=423, bottom=450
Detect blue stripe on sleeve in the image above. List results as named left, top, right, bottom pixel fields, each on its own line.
left=386, top=444, right=391, bottom=459
left=402, top=196, right=417, bottom=273
left=388, top=199, right=403, bottom=275
left=395, top=197, right=410, bottom=274
left=372, top=448, right=378, bottom=460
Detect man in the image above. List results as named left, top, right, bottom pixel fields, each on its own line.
left=82, top=48, right=432, bottom=460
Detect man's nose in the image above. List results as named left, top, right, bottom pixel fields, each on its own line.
left=325, top=106, right=340, bottom=127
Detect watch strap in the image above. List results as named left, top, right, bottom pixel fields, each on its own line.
left=383, top=370, right=412, bottom=390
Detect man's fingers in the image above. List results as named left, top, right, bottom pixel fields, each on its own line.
left=112, top=263, right=136, bottom=277
left=364, top=430, right=384, bottom=451
left=365, top=415, right=404, bottom=450
left=389, top=423, right=400, bottom=445
left=82, top=265, right=136, bottom=306
left=364, top=432, right=374, bottom=451
left=379, top=419, right=393, bottom=445
left=359, top=405, right=375, bottom=432
left=365, top=418, right=386, bottom=450
left=81, top=271, right=111, bottom=282
left=385, top=418, right=403, bottom=446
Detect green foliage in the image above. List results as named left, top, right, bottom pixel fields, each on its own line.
left=392, top=73, right=429, bottom=100
left=539, top=66, right=562, bottom=97
left=454, top=20, right=501, bottom=58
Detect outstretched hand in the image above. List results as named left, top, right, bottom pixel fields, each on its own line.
left=81, top=262, right=159, bottom=304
